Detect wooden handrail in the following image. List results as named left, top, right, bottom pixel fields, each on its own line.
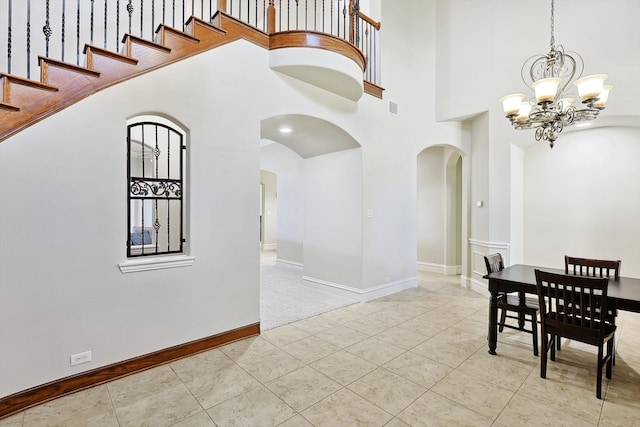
left=359, top=11, right=381, bottom=30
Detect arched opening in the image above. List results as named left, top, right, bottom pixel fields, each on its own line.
left=259, top=114, right=361, bottom=330
left=417, top=146, right=463, bottom=276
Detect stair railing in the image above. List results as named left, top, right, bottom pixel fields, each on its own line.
left=0, top=0, right=380, bottom=86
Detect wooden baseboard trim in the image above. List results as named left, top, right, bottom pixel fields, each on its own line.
left=0, top=322, right=260, bottom=420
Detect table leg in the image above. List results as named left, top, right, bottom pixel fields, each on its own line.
left=488, top=289, right=498, bottom=355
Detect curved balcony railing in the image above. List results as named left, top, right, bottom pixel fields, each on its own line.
left=0, top=0, right=381, bottom=85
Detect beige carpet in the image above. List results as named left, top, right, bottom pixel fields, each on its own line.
left=260, top=251, right=357, bottom=330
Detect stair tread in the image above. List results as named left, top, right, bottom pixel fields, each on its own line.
left=125, top=34, right=172, bottom=53
left=0, top=73, right=59, bottom=92
left=83, top=45, right=139, bottom=66
left=157, top=24, right=202, bottom=43
left=38, top=56, right=101, bottom=78
left=0, top=102, right=20, bottom=112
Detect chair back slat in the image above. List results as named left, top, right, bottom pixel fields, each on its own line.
left=535, top=270, right=609, bottom=335
left=565, top=256, right=621, bottom=280
left=484, top=253, right=504, bottom=274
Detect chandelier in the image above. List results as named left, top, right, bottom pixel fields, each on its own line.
left=499, top=0, right=612, bottom=148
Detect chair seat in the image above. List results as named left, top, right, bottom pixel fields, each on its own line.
left=546, top=317, right=616, bottom=345
left=498, top=293, right=539, bottom=313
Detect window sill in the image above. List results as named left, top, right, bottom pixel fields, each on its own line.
left=118, top=255, right=196, bottom=273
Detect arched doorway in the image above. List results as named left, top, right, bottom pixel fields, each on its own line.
left=259, top=114, right=362, bottom=330
left=417, top=146, right=463, bottom=275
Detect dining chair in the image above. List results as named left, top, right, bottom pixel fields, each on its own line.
left=534, top=269, right=616, bottom=399
left=484, top=253, right=539, bottom=356
left=565, top=256, right=621, bottom=280
left=563, top=256, right=621, bottom=362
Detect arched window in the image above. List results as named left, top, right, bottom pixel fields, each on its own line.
left=127, top=116, right=186, bottom=257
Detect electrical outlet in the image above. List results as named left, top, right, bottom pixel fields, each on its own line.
left=70, top=351, right=92, bottom=366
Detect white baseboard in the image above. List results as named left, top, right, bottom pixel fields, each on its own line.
left=467, top=276, right=489, bottom=297
left=302, top=276, right=418, bottom=302
left=417, top=262, right=461, bottom=275
left=276, top=258, right=303, bottom=267
left=261, top=243, right=277, bottom=250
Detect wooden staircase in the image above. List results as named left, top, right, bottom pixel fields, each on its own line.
left=0, top=12, right=270, bottom=143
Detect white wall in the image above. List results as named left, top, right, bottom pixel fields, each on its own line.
left=260, top=143, right=305, bottom=264
left=523, top=126, right=640, bottom=278
left=417, top=147, right=446, bottom=266
left=303, top=148, right=363, bottom=288
left=260, top=170, right=278, bottom=249
left=0, top=41, right=267, bottom=397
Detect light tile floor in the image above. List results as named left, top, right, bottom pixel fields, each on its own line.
left=2, top=271, right=640, bottom=427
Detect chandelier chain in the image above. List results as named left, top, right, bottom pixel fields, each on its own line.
left=550, top=0, right=555, bottom=51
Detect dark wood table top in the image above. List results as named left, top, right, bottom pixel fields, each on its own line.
left=485, top=264, right=640, bottom=313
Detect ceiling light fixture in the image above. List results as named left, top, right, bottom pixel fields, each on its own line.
left=279, top=127, right=292, bottom=133
left=499, top=0, right=611, bottom=148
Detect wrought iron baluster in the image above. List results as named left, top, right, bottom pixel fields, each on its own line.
left=336, top=0, right=340, bottom=39
left=202, top=0, right=204, bottom=20
left=354, top=0, right=359, bottom=45
left=7, top=0, right=12, bottom=74
left=104, top=0, right=108, bottom=49
left=140, top=0, right=144, bottom=38
left=42, top=0, right=53, bottom=58
left=76, top=0, right=80, bottom=65
left=127, top=0, right=133, bottom=34
left=61, top=0, right=66, bottom=61
left=116, top=0, right=120, bottom=49
left=173, top=0, right=176, bottom=27
left=162, top=0, right=166, bottom=24
left=321, top=0, right=324, bottom=32
left=152, top=0, right=155, bottom=39
left=90, top=0, right=95, bottom=45
left=182, top=0, right=185, bottom=30
left=295, top=0, right=298, bottom=29
left=278, top=0, right=282, bottom=32
left=27, top=0, right=31, bottom=78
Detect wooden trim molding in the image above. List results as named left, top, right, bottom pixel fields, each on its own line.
left=364, top=81, right=384, bottom=99
left=0, top=323, right=260, bottom=420
left=269, top=31, right=366, bottom=71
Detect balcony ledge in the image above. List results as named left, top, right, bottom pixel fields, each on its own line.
left=269, top=31, right=366, bottom=101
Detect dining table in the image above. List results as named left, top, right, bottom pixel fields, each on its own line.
left=484, top=264, right=640, bottom=355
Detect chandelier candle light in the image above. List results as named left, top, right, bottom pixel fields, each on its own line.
left=499, top=0, right=612, bottom=147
